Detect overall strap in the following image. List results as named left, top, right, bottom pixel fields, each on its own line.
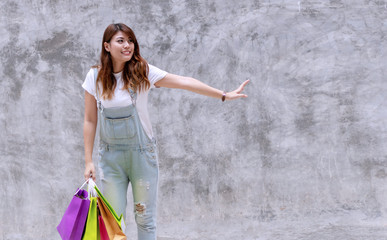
left=129, top=88, right=137, bottom=107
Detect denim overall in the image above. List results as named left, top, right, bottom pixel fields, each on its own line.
left=94, top=69, right=159, bottom=240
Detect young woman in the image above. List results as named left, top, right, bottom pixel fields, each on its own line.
left=82, top=23, right=249, bottom=240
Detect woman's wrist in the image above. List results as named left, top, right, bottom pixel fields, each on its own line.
left=222, top=91, right=227, bottom=102
left=85, top=157, right=93, bottom=165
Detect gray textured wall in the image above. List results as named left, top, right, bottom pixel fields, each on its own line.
left=1, top=0, right=386, bottom=239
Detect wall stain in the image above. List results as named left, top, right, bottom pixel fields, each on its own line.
left=375, top=169, right=387, bottom=179
left=0, top=22, right=32, bottom=101
left=35, top=30, right=86, bottom=79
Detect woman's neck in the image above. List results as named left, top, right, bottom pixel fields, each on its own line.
left=112, top=60, right=125, bottom=73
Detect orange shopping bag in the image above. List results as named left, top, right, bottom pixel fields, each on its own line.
left=97, top=197, right=126, bottom=240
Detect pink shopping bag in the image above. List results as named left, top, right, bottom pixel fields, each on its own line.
left=99, top=215, right=110, bottom=240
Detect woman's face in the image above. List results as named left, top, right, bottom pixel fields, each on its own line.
left=104, top=31, right=135, bottom=67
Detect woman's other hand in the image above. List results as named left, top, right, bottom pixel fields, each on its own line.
left=225, top=79, right=250, bottom=101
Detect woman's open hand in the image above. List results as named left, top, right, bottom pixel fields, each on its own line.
left=225, top=79, right=250, bottom=100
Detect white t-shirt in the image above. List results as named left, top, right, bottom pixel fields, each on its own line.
left=82, top=64, right=168, bottom=139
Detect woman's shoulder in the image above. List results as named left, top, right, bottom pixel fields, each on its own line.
left=82, top=67, right=98, bottom=96
left=148, top=64, right=167, bottom=75
left=84, top=67, right=99, bottom=86
left=86, top=66, right=100, bottom=79
left=146, top=63, right=168, bottom=84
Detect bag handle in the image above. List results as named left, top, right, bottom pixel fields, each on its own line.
left=87, top=178, right=98, bottom=198
left=74, top=179, right=89, bottom=196
left=73, top=178, right=98, bottom=199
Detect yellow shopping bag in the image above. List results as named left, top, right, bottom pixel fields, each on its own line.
left=82, top=197, right=100, bottom=240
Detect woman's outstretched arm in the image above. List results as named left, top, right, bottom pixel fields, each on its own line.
left=83, top=91, right=98, bottom=181
left=155, top=73, right=249, bottom=101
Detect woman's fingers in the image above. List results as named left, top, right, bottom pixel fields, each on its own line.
left=84, top=170, right=91, bottom=181
left=234, top=93, right=248, bottom=99
left=84, top=163, right=96, bottom=181
left=227, top=79, right=249, bottom=100
left=237, top=79, right=250, bottom=93
left=88, top=170, right=95, bottom=181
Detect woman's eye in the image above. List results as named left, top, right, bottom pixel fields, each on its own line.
left=118, top=40, right=123, bottom=43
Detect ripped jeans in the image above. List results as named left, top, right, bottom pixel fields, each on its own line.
left=99, top=143, right=158, bottom=240
left=96, top=96, right=159, bottom=240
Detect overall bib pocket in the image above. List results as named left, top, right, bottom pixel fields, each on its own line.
left=104, top=115, right=137, bottom=139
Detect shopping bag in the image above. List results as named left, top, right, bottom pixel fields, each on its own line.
left=57, top=181, right=91, bottom=240
left=94, top=186, right=126, bottom=231
left=97, top=196, right=126, bottom=240
left=82, top=197, right=100, bottom=240
left=99, top=214, right=110, bottom=240
left=81, top=178, right=100, bottom=240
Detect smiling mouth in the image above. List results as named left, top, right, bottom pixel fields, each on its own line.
left=122, top=51, right=131, bottom=55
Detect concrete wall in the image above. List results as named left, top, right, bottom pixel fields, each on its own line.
left=1, top=0, right=386, bottom=239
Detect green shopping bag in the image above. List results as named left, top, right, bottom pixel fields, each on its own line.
left=94, top=186, right=126, bottom=232
left=82, top=197, right=100, bottom=240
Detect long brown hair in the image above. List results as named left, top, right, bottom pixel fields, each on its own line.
left=96, top=23, right=149, bottom=100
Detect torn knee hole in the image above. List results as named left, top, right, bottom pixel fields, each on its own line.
left=135, top=202, right=146, bottom=215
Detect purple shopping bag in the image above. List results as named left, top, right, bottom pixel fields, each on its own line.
left=57, top=183, right=91, bottom=240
